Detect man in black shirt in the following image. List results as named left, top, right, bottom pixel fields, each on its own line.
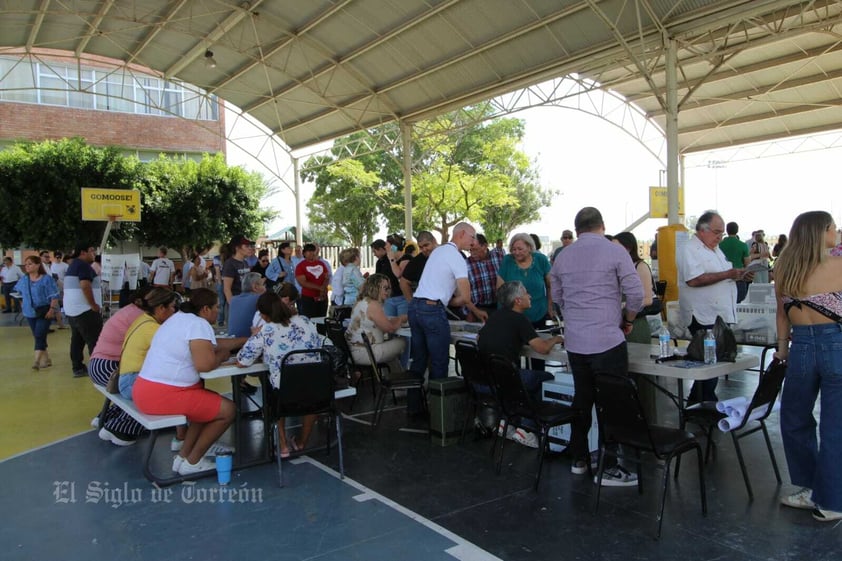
left=477, top=280, right=564, bottom=447
left=399, top=231, right=437, bottom=302
left=370, top=238, right=407, bottom=317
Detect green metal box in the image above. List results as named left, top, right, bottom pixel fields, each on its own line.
left=428, top=377, right=469, bottom=446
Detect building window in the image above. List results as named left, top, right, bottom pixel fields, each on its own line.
left=0, top=56, right=218, bottom=121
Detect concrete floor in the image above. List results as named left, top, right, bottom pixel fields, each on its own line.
left=1, top=314, right=840, bottom=560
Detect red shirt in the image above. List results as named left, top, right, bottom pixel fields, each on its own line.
left=295, top=258, right=328, bottom=298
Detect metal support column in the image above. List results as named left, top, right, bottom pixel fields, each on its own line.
left=401, top=122, right=413, bottom=237
left=665, top=36, right=680, bottom=225
left=293, top=157, right=302, bottom=246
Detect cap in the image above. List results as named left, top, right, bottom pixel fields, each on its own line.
left=229, top=234, right=253, bottom=248
left=370, top=239, right=387, bottom=250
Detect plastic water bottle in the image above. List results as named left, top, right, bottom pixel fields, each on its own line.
left=703, top=329, right=717, bottom=364
left=658, top=325, right=671, bottom=358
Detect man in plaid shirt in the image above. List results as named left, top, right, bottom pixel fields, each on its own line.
left=467, top=233, right=502, bottom=320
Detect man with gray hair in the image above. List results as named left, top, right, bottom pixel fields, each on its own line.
left=228, top=272, right=266, bottom=338
left=679, top=210, right=750, bottom=403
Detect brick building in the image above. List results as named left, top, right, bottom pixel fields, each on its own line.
left=0, top=49, right=225, bottom=159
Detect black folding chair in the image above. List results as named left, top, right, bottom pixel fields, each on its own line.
left=324, top=317, right=375, bottom=404
left=361, top=333, right=426, bottom=428
left=681, top=345, right=776, bottom=464
left=593, top=372, right=706, bottom=539
left=722, top=358, right=786, bottom=499
left=486, top=354, right=579, bottom=491
left=269, top=348, right=344, bottom=487
left=454, top=340, right=498, bottom=446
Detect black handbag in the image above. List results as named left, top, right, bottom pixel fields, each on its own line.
left=26, top=278, right=51, bottom=319
left=637, top=296, right=662, bottom=318
left=686, top=316, right=738, bottom=362
left=636, top=262, right=662, bottom=317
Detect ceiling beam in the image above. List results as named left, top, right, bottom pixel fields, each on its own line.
left=267, top=1, right=597, bottom=134
left=26, top=0, right=50, bottom=52
left=208, top=0, right=355, bottom=93
left=679, top=99, right=842, bottom=135
left=163, top=0, right=266, bottom=80
left=127, top=0, right=190, bottom=65
left=647, top=66, right=842, bottom=116
left=74, top=0, right=117, bottom=57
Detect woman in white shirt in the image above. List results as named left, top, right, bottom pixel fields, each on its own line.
left=132, top=288, right=245, bottom=476
left=237, top=287, right=322, bottom=458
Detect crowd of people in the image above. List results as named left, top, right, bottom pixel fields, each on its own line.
left=4, top=207, right=840, bottom=519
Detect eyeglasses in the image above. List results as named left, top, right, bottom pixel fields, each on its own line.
left=260, top=259, right=269, bottom=263
left=562, top=236, right=573, bottom=240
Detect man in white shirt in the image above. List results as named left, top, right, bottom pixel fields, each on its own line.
left=679, top=211, right=750, bottom=402
left=149, top=246, right=175, bottom=288
left=1, top=257, right=23, bottom=313
left=406, top=222, right=488, bottom=416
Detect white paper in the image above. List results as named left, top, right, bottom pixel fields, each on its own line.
left=715, top=396, right=748, bottom=414
left=718, top=402, right=780, bottom=432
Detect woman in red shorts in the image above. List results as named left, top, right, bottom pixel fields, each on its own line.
left=133, top=288, right=245, bottom=476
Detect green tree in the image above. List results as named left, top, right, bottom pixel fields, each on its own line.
left=0, top=139, right=274, bottom=256
left=138, top=153, right=274, bottom=259
left=301, top=105, right=551, bottom=243
left=480, top=159, right=555, bottom=243
left=0, top=137, right=144, bottom=249
left=301, top=157, right=387, bottom=247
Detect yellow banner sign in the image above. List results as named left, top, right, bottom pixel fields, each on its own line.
left=649, top=186, right=684, bottom=218
left=81, top=188, right=141, bottom=222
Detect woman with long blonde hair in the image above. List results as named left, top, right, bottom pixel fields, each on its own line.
left=775, top=210, right=842, bottom=522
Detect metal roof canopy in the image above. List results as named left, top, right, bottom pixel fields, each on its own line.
left=1, top=0, right=840, bottom=156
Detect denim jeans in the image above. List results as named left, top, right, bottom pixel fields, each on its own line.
left=384, top=295, right=408, bottom=317
left=119, top=372, right=139, bottom=400
left=3, top=282, right=20, bottom=312
left=567, top=342, right=629, bottom=462
left=26, top=316, right=51, bottom=350
left=406, top=298, right=451, bottom=414
left=781, top=323, right=842, bottom=511
left=67, top=309, right=103, bottom=372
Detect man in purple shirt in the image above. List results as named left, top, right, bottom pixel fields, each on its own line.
left=550, top=207, right=644, bottom=486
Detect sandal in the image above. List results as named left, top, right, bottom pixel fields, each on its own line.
left=280, top=448, right=290, bottom=459
left=289, top=436, right=301, bottom=452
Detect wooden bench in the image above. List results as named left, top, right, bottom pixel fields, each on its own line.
left=92, top=384, right=211, bottom=486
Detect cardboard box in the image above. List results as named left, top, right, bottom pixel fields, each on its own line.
left=542, top=376, right=599, bottom=453
left=429, top=377, right=469, bottom=446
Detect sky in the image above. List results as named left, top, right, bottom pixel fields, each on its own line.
left=226, top=100, right=842, bottom=247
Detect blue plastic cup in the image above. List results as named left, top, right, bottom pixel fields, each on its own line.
left=216, top=452, right=233, bottom=485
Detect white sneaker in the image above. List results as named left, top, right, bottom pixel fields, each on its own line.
left=177, top=457, right=216, bottom=476
left=90, top=416, right=100, bottom=429
left=205, top=442, right=235, bottom=457
left=170, top=438, right=184, bottom=452
left=595, top=465, right=638, bottom=487
left=497, top=420, right=515, bottom=439
left=98, top=427, right=137, bottom=447
left=781, top=487, right=815, bottom=510
left=511, top=428, right=540, bottom=448
left=172, top=455, right=184, bottom=473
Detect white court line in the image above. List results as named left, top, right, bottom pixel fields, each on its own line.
left=298, top=456, right=504, bottom=561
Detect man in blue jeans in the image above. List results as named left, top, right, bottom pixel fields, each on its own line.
left=407, top=223, right=488, bottom=416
